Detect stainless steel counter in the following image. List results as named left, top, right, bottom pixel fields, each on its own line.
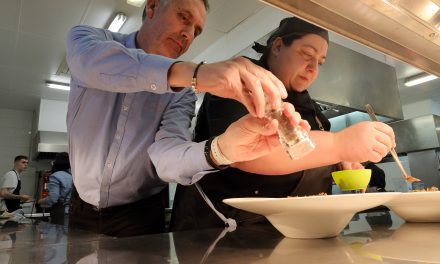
left=0, top=211, right=439, bottom=263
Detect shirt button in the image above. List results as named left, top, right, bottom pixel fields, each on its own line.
left=122, top=105, right=129, bottom=112
left=254, top=190, right=259, bottom=195
left=151, top=84, right=157, bottom=90
left=106, top=163, right=112, bottom=168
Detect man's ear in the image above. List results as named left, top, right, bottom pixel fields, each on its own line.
left=271, top=37, right=283, bottom=57
left=146, top=0, right=159, bottom=19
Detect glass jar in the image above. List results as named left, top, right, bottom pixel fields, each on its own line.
left=265, top=105, right=315, bottom=160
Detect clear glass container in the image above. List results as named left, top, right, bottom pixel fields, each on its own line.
left=265, top=105, right=315, bottom=160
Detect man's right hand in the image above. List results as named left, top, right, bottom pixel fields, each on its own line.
left=196, top=57, right=287, bottom=118
left=168, top=58, right=287, bottom=118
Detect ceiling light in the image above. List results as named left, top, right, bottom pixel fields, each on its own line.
left=46, top=81, right=70, bottom=91
left=107, top=13, right=127, bottom=32
left=404, top=72, right=439, bottom=87
left=127, top=0, right=145, bottom=7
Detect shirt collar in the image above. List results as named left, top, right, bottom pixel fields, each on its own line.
left=126, top=31, right=139, bottom=49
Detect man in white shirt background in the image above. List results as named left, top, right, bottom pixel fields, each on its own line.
left=0, top=155, right=33, bottom=212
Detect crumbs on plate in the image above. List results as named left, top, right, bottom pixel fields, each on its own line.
left=288, top=192, right=327, bottom=197
left=411, top=186, right=439, bottom=192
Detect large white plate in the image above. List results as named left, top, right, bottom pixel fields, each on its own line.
left=223, top=193, right=399, bottom=239
left=385, top=191, right=440, bottom=222
left=363, top=223, right=440, bottom=263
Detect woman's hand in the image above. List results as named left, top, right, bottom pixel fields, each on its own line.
left=335, top=121, right=395, bottom=163
left=339, top=161, right=364, bottom=170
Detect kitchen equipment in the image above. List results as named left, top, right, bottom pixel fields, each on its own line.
left=365, top=104, right=421, bottom=183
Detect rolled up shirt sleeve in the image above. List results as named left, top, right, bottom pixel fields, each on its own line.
left=66, top=25, right=175, bottom=94
left=148, top=89, right=216, bottom=185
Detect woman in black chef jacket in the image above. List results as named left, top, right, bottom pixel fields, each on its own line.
left=170, top=17, right=364, bottom=231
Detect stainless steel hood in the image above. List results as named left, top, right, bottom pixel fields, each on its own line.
left=309, top=41, right=402, bottom=119
left=389, top=114, right=440, bottom=153
left=261, top=0, right=440, bottom=77
left=33, top=131, right=68, bottom=159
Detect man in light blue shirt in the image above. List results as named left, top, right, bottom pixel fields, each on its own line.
left=66, top=0, right=297, bottom=236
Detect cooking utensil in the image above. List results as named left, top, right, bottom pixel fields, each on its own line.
left=365, top=104, right=421, bottom=183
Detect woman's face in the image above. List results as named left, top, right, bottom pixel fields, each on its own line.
left=269, top=34, right=328, bottom=92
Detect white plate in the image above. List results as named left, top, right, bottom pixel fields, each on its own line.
left=223, top=193, right=399, bottom=239
left=385, top=191, right=440, bottom=222
left=363, top=223, right=440, bottom=263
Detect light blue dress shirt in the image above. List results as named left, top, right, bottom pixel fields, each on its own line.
left=66, top=26, right=213, bottom=208
left=40, top=171, right=73, bottom=207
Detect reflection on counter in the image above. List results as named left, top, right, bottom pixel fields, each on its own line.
left=363, top=223, right=440, bottom=263
left=1, top=211, right=440, bottom=263
left=261, top=237, right=378, bottom=264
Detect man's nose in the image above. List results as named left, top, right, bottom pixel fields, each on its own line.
left=181, top=25, right=195, bottom=42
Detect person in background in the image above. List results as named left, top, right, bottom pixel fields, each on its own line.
left=38, top=152, right=72, bottom=225
left=0, top=155, right=33, bottom=213
left=365, top=162, right=386, bottom=192
left=170, top=17, right=394, bottom=231
left=66, top=0, right=304, bottom=237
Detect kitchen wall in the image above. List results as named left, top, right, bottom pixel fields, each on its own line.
left=0, top=108, right=36, bottom=198
left=38, top=99, right=68, bottom=132
left=402, top=99, right=440, bottom=119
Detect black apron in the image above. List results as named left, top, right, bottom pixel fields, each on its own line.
left=4, top=170, right=22, bottom=212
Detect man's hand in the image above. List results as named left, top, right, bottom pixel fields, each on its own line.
left=197, top=57, right=287, bottom=118
left=335, top=121, right=395, bottom=163
left=216, top=103, right=307, bottom=163
left=167, top=58, right=287, bottom=118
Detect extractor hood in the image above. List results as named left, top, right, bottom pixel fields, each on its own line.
left=33, top=131, right=68, bottom=159
left=33, top=99, right=68, bottom=159
left=389, top=114, right=440, bottom=153
left=261, top=0, right=440, bottom=77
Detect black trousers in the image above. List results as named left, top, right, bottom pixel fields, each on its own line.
left=69, top=186, right=167, bottom=237
left=50, top=203, right=68, bottom=226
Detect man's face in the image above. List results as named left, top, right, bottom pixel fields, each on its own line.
left=15, top=159, right=29, bottom=172
left=138, top=0, right=207, bottom=58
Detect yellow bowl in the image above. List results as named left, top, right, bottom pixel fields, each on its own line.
left=332, top=169, right=371, bottom=191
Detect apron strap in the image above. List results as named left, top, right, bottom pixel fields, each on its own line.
left=195, top=183, right=237, bottom=231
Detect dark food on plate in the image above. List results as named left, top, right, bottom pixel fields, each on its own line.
left=288, top=192, right=327, bottom=197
